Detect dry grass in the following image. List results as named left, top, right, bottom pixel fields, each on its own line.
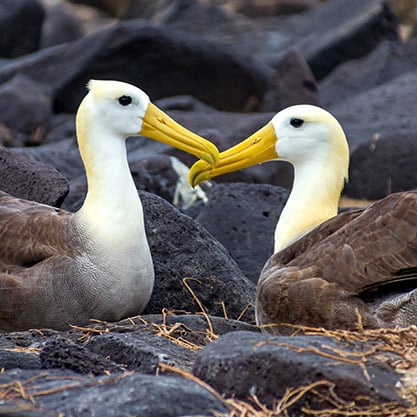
left=71, top=276, right=226, bottom=349
left=3, top=280, right=416, bottom=416
left=161, top=348, right=417, bottom=417
left=2, top=322, right=417, bottom=416
left=157, top=288, right=417, bottom=417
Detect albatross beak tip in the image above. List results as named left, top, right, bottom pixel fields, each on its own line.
left=189, top=160, right=212, bottom=188
left=200, top=143, right=219, bottom=168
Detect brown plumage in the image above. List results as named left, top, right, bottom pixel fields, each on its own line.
left=0, top=192, right=94, bottom=331
left=189, top=105, right=417, bottom=332
left=257, top=191, right=417, bottom=333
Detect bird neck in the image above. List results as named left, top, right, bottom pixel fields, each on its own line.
left=274, top=158, right=345, bottom=253
left=74, top=103, right=145, bottom=247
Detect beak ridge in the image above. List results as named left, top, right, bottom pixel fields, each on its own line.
left=140, top=103, right=219, bottom=167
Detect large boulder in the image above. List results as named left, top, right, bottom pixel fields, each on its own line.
left=0, top=148, right=69, bottom=207
left=161, top=0, right=398, bottom=79
left=344, top=130, right=417, bottom=199
left=0, top=74, right=52, bottom=136
left=193, top=331, right=404, bottom=412
left=330, top=71, right=417, bottom=152
left=0, top=20, right=275, bottom=113
left=320, top=39, right=417, bottom=106
left=195, top=183, right=289, bottom=283
left=41, top=2, right=85, bottom=48
left=0, top=368, right=228, bottom=417
left=1, top=313, right=257, bottom=374
left=0, top=0, right=45, bottom=58
left=141, top=191, right=256, bottom=322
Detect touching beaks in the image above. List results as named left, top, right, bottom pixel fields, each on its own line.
left=140, top=103, right=219, bottom=167
left=189, top=122, right=278, bottom=187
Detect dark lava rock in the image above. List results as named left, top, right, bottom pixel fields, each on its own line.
left=291, top=0, right=398, bottom=79
left=159, top=0, right=247, bottom=37
left=0, top=148, right=69, bottom=207
left=193, top=331, right=402, bottom=412
left=40, top=335, right=122, bottom=375
left=156, top=94, right=219, bottom=113
left=161, top=0, right=398, bottom=80
left=344, top=130, right=417, bottom=199
left=0, top=74, right=52, bottom=136
left=141, top=191, right=256, bottom=322
left=0, top=368, right=228, bottom=417
left=260, top=49, right=319, bottom=112
left=1, top=313, right=257, bottom=377
left=69, top=0, right=145, bottom=18
left=320, top=39, right=417, bottom=107
left=117, top=0, right=173, bottom=20
left=0, top=328, right=61, bottom=349
left=196, top=183, right=289, bottom=283
left=44, top=114, right=77, bottom=144
left=0, top=20, right=274, bottom=113
left=330, top=71, right=417, bottom=153
left=61, top=176, right=88, bottom=212
left=160, top=3, right=321, bottom=110
left=41, top=2, right=84, bottom=49
left=0, top=349, right=41, bottom=371
left=230, top=0, right=320, bottom=17
left=130, top=155, right=181, bottom=205
left=16, top=138, right=85, bottom=183
left=86, top=331, right=195, bottom=373
left=0, top=0, right=45, bottom=58
left=113, top=313, right=260, bottom=347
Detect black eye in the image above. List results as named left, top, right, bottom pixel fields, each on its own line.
left=290, top=118, right=304, bottom=128
left=118, top=95, right=132, bottom=106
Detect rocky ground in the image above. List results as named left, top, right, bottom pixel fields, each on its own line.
left=0, top=0, right=417, bottom=416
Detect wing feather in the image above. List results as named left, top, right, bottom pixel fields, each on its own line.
left=0, top=191, right=76, bottom=270
left=270, top=191, right=417, bottom=291
left=257, top=191, right=417, bottom=331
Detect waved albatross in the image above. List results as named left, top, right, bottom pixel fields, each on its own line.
left=0, top=79, right=219, bottom=332
left=189, top=104, right=417, bottom=332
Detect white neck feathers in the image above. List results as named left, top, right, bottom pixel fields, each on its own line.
left=74, top=96, right=145, bottom=247
left=274, top=124, right=349, bottom=253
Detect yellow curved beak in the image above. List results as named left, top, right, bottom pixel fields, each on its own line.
left=189, top=122, right=278, bottom=187
left=140, top=103, right=219, bottom=167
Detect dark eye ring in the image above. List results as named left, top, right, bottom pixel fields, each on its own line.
left=118, top=95, right=132, bottom=106
left=290, top=118, right=304, bottom=128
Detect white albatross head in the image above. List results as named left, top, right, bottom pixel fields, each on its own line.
left=76, top=79, right=219, bottom=167
left=188, top=104, right=350, bottom=252
left=189, top=104, right=349, bottom=188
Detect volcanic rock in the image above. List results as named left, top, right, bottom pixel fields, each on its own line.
left=320, top=39, right=417, bottom=107
left=142, top=191, right=256, bottom=322
left=228, top=0, right=320, bottom=17
left=193, top=331, right=403, bottom=412
left=0, top=74, right=52, bottom=136
left=330, top=71, right=417, bottom=152
left=0, top=368, right=228, bottom=417
left=0, top=0, right=45, bottom=58
left=161, top=0, right=398, bottom=80
left=0, top=148, right=69, bottom=206
left=0, top=20, right=275, bottom=113
left=344, top=130, right=417, bottom=199
left=196, top=183, right=289, bottom=283
left=41, top=2, right=84, bottom=48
